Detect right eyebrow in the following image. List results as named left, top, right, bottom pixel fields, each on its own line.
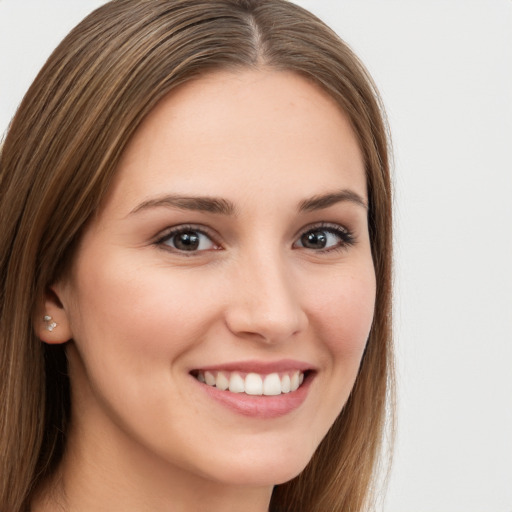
left=298, top=189, right=368, bottom=212
left=128, top=195, right=237, bottom=216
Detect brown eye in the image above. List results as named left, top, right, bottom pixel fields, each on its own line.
left=294, top=225, right=354, bottom=252
left=160, top=228, right=216, bottom=252
left=173, top=231, right=201, bottom=251
left=300, top=230, right=327, bottom=249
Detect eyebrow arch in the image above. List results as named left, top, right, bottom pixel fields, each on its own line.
left=298, top=189, right=368, bottom=212
left=129, top=195, right=237, bottom=216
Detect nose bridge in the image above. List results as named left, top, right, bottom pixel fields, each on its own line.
left=226, top=245, right=307, bottom=343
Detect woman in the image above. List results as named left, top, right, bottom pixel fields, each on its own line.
left=0, top=1, right=393, bottom=511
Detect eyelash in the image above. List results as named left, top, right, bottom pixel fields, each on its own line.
left=155, top=224, right=220, bottom=255
left=154, top=222, right=355, bottom=255
left=294, top=223, right=356, bottom=253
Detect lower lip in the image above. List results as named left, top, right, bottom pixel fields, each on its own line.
left=196, top=374, right=313, bottom=419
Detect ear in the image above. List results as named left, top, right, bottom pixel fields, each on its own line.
left=35, top=285, right=73, bottom=344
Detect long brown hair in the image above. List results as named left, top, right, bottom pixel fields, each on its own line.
left=0, top=1, right=393, bottom=510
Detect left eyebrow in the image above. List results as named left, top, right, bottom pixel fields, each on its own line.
left=128, top=195, right=237, bottom=216
left=298, top=189, right=368, bottom=212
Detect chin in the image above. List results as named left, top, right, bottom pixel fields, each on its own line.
left=197, top=444, right=315, bottom=488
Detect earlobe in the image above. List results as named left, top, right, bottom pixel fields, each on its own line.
left=35, top=285, right=73, bottom=344
left=43, top=315, right=58, bottom=332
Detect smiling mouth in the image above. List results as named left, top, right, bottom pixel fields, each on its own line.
left=191, top=370, right=307, bottom=396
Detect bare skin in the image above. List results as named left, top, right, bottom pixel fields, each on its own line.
left=34, top=69, right=375, bottom=512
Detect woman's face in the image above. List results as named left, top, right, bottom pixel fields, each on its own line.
left=54, top=69, right=375, bottom=488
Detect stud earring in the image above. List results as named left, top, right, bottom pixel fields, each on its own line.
left=43, top=315, right=58, bottom=332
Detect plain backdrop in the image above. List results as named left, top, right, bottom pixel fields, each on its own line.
left=1, top=1, right=511, bottom=511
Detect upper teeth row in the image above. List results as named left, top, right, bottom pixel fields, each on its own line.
left=196, top=370, right=304, bottom=396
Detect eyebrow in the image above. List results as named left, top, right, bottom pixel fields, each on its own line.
left=129, top=188, right=367, bottom=217
left=298, top=189, right=368, bottom=212
left=129, top=195, right=237, bottom=216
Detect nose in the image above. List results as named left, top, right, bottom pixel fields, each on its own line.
left=224, top=251, right=308, bottom=344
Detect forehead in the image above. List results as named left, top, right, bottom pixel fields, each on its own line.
left=107, top=68, right=366, bottom=214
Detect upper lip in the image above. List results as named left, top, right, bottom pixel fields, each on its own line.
left=191, top=359, right=315, bottom=374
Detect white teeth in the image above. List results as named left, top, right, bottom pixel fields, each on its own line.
left=245, top=373, right=263, bottom=395
left=216, top=371, right=229, bottom=391
left=290, top=371, right=300, bottom=392
left=205, top=371, right=216, bottom=386
left=196, top=369, right=306, bottom=395
left=229, top=372, right=245, bottom=393
left=263, top=373, right=282, bottom=396
left=281, top=374, right=291, bottom=393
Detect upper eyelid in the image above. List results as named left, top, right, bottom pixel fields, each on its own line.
left=156, top=224, right=217, bottom=239
left=154, top=224, right=221, bottom=248
left=293, top=221, right=352, bottom=239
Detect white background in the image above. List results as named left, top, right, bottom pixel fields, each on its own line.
left=1, top=1, right=511, bottom=511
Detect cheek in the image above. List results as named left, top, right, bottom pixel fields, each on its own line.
left=66, top=253, right=217, bottom=373
left=307, top=264, right=376, bottom=360
left=294, top=262, right=375, bottom=447
left=63, top=254, right=221, bottom=443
